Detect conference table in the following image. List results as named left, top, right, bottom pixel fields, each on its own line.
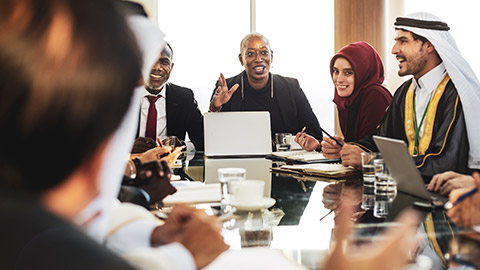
left=168, top=152, right=473, bottom=270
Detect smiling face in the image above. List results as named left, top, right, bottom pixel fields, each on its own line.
left=392, top=30, right=429, bottom=79
left=332, top=57, right=355, bottom=97
left=146, top=45, right=174, bottom=94
left=239, top=36, right=272, bottom=85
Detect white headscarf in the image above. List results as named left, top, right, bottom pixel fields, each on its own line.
left=395, top=12, right=480, bottom=169
left=74, top=14, right=165, bottom=242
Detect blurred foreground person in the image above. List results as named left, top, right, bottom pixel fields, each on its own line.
left=325, top=205, right=421, bottom=270
left=0, top=0, right=141, bottom=268
left=0, top=1, right=228, bottom=269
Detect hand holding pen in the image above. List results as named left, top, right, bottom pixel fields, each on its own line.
left=295, top=126, right=322, bottom=152
left=319, top=127, right=343, bottom=147
left=446, top=172, right=480, bottom=227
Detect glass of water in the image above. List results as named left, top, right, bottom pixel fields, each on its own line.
left=218, top=168, right=246, bottom=204
left=360, top=152, right=382, bottom=210
left=373, top=159, right=392, bottom=218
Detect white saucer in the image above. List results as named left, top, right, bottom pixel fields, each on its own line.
left=227, top=197, right=276, bottom=212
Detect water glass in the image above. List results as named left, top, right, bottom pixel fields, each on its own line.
left=275, top=133, right=292, bottom=152
left=218, top=168, right=246, bottom=203
left=161, top=135, right=181, bottom=147
left=373, top=159, right=391, bottom=218
left=360, top=152, right=382, bottom=210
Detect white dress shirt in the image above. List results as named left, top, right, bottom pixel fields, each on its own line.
left=106, top=201, right=195, bottom=270
left=410, top=62, right=447, bottom=140
left=139, top=87, right=167, bottom=139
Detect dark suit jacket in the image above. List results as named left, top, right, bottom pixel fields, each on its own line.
left=138, top=83, right=204, bottom=151
left=211, top=71, right=323, bottom=140
left=165, top=83, right=204, bottom=151
left=0, top=192, right=135, bottom=270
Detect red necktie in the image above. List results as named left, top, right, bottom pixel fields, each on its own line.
left=145, top=95, right=160, bottom=140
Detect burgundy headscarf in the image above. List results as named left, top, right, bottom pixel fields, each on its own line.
left=331, top=41, right=392, bottom=140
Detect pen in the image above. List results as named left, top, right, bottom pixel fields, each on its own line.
left=319, top=127, right=344, bottom=147
left=157, top=137, right=163, bottom=148
left=444, top=187, right=478, bottom=210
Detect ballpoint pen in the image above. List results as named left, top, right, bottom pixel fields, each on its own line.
left=319, top=127, right=344, bottom=147
left=444, top=187, right=478, bottom=210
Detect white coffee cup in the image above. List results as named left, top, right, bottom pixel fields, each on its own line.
left=233, top=180, right=265, bottom=205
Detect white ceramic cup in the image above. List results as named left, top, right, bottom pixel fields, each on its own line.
left=233, top=180, right=265, bottom=205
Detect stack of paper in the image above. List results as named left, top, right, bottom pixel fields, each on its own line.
left=273, top=163, right=360, bottom=178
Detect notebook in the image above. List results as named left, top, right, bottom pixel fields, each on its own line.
left=275, top=163, right=360, bottom=179
left=270, top=150, right=341, bottom=164
left=204, top=112, right=272, bottom=157
left=373, top=135, right=447, bottom=202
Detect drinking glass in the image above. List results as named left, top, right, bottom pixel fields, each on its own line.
left=373, top=159, right=391, bottom=218
left=218, top=168, right=246, bottom=204
left=360, top=152, right=382, bottom=210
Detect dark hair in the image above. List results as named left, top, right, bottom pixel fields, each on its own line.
left=0, top=0, right=141, bottom=192
left=395, top=27, right=429, bottom=44
left=165, top=42, right=173, bottom=60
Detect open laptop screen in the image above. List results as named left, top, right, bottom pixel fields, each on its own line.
left=204, top=112, right=272, bottom=157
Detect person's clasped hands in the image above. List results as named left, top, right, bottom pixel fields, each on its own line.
left=133, top=159, right=177, bottom=205
left=319, top=135, right=364, bottom=169
left=151, top=204, right=229, bottom=269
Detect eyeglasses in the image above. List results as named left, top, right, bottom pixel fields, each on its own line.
left=244, top=50, right=270, bottom=59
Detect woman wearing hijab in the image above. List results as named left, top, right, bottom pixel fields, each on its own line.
left=295, top=41, right=392, bottom=151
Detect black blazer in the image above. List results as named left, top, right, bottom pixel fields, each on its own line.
left=211, top=71, right=323, bottom=140
left=165, top=83, right=204, bottom=151
left=137, top=83, right=204, bottom=151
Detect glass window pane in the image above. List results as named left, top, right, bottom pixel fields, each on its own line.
left=157, top=0, right=250, bottom=112
left=256, top=0, right=335, bottom=132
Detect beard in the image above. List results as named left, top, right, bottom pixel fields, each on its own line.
left=398, top=48, right=427, bottom=77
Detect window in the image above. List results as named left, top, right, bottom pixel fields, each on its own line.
left=157, top=0, right=335, bottom=132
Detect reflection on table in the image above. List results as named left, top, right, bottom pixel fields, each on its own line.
left=169, top=152, right=477, bottom=269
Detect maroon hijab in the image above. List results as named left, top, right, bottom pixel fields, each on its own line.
left=330, top=42, right=391, bottom=139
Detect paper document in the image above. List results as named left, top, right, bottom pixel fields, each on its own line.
left=271, top=150, right=327, bottom=162
left=163, top=182, right=221, bottom=205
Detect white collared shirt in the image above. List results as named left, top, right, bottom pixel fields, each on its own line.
left=139, top=86, right=167, bottom=139
left=411, top=62, right=447, bottom=139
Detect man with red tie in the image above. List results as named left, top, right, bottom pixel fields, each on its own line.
left=136, top=43, right=204, bottom=152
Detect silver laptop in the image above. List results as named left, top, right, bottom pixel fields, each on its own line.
left=204, top=112, right=272, bottom=157
left=373, top=135, right=446, bottom=201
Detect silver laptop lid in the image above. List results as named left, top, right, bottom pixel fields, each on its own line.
left=204, top=112, right=272, bottom=157
left=373, top=135, right=432, bottom=200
